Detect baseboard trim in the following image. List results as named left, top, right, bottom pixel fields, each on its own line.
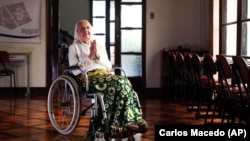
left=0, top=87, right=163, bottom=98
left=0, top=87, right=48, bottom=98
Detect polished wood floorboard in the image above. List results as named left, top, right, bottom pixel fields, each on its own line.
left=0, top=92, right=216, bottom=141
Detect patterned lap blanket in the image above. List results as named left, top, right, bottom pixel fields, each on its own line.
left=81, top=69, right=148, bottom=138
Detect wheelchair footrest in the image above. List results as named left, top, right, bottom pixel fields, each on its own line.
left=81, top=111, right=91, bottom=116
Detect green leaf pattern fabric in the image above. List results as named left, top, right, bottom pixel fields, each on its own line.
left=86, top=73, right=148, bottom=138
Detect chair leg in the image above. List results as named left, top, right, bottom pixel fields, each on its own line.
left=186, top=86, right=197, bottom=112
left=204, top=98, right=217, bottom=124
left=13, top=74, right=16, bottom=101
left=9, top=74, right=16, bottom=102
left=10, top=75, right=12, bottom=101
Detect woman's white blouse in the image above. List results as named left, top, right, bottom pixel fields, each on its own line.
left=68, top=40, right=112, bottom=75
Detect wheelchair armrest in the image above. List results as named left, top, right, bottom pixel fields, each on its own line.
left=68, top=65, right=80, bottom=70
left=63, top=65, right=127, bottom=93
left=64, top=65, right=92, bottom=75
left=111, top=67, right=127, bottom=77
left=63, top=65, right=81, bottom=74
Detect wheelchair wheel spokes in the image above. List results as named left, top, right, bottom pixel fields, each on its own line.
left=47, top=75, right=81, bottom=135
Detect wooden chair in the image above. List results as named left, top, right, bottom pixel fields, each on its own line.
left=189, top=53, right=211, bottom=119
left=167, top=51, right=178, bottom=99
left=175, top=52, right=188, bottom=103
left=231, top=56, right=250, bottom=124
left=183, top=52, right=197, bottom=108
left=0, top=51, right=16, bottom=100
left=215, top=55, right=245, bottom=123
left=201, top=54, right=223, bottom=123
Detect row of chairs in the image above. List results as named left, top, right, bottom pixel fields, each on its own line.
left=167, top=51, right=211, bottom=118
left=167, top=51, right=250, bottom=125
left=204, top=54, right=250, bottom=124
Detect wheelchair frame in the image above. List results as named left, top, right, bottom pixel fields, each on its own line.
left=47, top=66, right=142, bottom=140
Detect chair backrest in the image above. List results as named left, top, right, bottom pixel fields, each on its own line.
left=216, top=55, right=232, bottom=79
left=191, top=53, right=206, bottom=88
left=175, top=52, right=186, bottom=79
left=0, top=51, right=10, bottom=63
left=168, top=51, right=177, bottom=66
left=191, top=53, right=202, bottom=73
left=203, top=54, right=217, bottom=76
left=232, top=56, right=250, bottom=100
left=184, top=52, right=193, bottom=71
left=215, top=55, right=233, bottom=97
left=184, top=52, right=195, bottom=84
left=0, top=51, right=12, bottom=76
left=168, top=51, right=178, bottom=75
left=0, top=51, right=10, bottom=71
left=176, top=52, right=185, bottom=69
left=202, top=54, right=218, bottom=92
left=232, top=56, right=250, bottom=85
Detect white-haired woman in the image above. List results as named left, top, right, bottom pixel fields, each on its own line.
left=68, top=19, right=148, bottom=138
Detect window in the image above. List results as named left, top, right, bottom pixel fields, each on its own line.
left=91, top=0, right=144, bottom=77
left=220, top=0, right=250, bottom=56
left=91, top=0, right=145, bottom=92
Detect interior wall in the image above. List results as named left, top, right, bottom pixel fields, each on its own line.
left=0, top=0, right=46, bottom=88
left=0, top=0, right=90, bottom=88
left=0, top=0, right=209, bottom=89
left=146, top=0, right=209, bottom=88
left=59, top=0, right=90, bottom=37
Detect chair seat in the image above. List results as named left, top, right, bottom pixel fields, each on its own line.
left=200, top=75, right=208, bottom=80
left=0, top=69, right=15, bottom=75
left=231, top=94, right=250, bottom=107
left=230, top=86, right=245, bottom=94
left=201, top=75, right=221, bottom=88
left=217, top=82, right=245, bottom=93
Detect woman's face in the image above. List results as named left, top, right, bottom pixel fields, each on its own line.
left=77, top=20, right=92, bottom=44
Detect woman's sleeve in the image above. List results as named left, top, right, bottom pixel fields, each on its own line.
left=68, top=44, right=83, bottom=75
left=68, top=44, right=78, bottom=66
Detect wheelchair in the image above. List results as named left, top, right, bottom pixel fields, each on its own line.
left=47, top=66, right=144, bottom=140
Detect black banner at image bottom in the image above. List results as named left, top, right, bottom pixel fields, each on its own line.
left=155, top=124, right=250, bottom=140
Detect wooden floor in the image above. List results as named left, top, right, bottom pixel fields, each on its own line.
left=0, top=91, right=217, bottom=141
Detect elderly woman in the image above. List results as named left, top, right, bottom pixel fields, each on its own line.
left=68, top=19, right=148, bottom=138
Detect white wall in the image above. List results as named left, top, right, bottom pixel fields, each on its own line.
left=0, top=0, right=46, bottom=88
left=146, top=0, right=209, bottom=88
left=0, top=0, right=90, bottom=88
left=59, top=0, right=90, bottom=36
left=0, top=0, right=209, bottom=89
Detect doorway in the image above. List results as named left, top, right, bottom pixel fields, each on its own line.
left=46, top=0, right=146, bottom=93
left=91, top=0, right=146, bottom=93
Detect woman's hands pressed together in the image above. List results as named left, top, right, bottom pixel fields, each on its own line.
left=89, top=40, right=100, bottom=60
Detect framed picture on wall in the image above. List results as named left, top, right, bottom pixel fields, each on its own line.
left=0, top=0, right=41, bottom=43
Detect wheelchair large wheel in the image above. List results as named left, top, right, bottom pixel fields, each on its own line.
left=47, top=75, right=81, bottom=135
